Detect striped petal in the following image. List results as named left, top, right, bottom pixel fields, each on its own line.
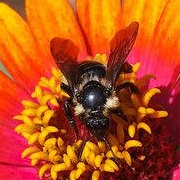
left=149, top=0, right=180, bottom=87
left=76, top=0, right=122, bottom=56
left=123, top=0, right=180, bottom=87
left=26, top=0, right=87, bottom=60
left=0, top=3, right=54, bottom=93
left=0, top=71, right=31, bottom=165
left=0, top=72, right=30, bottom=117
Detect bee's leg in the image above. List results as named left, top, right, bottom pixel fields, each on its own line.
left=64, top=99, right=79, bottom=139
left=121, top=62, right=133, bottom=73
left=78, top=135, right=94, bottom=160
left=60, top=83, right=73, bottom=97
left=116, top=82, right=139, bottom=94
left=111, top=108, right=128, bottom=121
left=101, top=135, right=120, bottom=166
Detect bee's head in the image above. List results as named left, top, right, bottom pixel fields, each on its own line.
left=78, top=81, right=110, bottom=110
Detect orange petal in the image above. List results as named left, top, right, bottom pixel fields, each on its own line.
left=123, top=0, right=170, bottom=52
left=149, top=0, right=180, bottom=87
left=0, top=3, right=54, bottom=93
left=26, top=0, right=87, bottom=60
left=122, top=0, right=169, bottom=63
left=76, top=0, right=123, bottom=56
left=0, top=71, right=30, bottom=118
left=123, top=0, right=180, bottom=87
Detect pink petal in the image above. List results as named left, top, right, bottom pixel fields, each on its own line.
left=0, top=72, right=31, bottom=165
left=0, top=165, right=38, bottom=180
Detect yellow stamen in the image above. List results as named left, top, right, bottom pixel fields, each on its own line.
left=21, top=108, right=37, bottom=116
left=124, top=140, right=142, bottom=150
left=22, top=100, right=39, bottom=108
left=132, top=62, right=141, bottom=73
left=38, top=126, right=58, bottom=145
left=87, top=151, right=96, bottom=167
left=137, top=122, right=152, bottom=134
left=31, top=159, right=39, bottom=166
left=92, top=170, right=100, bottom=180
left=97, top=141, right=106, bottom=152
left=44, top=138, right=57, bottom=149
left=81, top=144, right=90, bottom=161
left=42, top=109, right=54, bottom=126
left=142, top=88, right=161, bottom=107
left=14, top=56, right=168, bottom=180
left=28, top=132, right=40, bottom=145
left=75, top=168, right=84, bottom=179
left=67, top=145, right=78, bottom=163
left=150, top=111, right=168, bottom=118
left=39, top=164, right=52, bottom=179
left=94, top=154, right=104, bottom=167
left=70, top=170, right=76, bottom=180
left=57, top=137, right=64, bottom=147
left=122, top=151, right=132, bottom=166
left=128, top=124, right=136, bottom=138
left=53, top=163, right=71, bottom=172
left=86, top=141, right=100, bottom=154
left=51, top=167, right=58, bottom=180
left=105, top=159, right=119, bottom=171
left=36, top=105, right=49, bottom=118
left=100, top=163, right=115, bottom=172
left=21, top=147, right=40, bottom=158
left=77, top=162, right=86, bottom=171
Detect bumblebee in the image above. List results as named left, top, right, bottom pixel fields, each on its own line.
left=50, top=22, right=139, bottom=143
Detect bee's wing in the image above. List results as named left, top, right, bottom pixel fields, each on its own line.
left=106, top=22, right=139, bottom=89
left=50, top=38, right=79, bottom=92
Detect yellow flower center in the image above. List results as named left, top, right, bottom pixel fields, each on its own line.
left=14, top=54, right=168, bottom=180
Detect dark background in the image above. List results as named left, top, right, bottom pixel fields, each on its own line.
left=0, top=0, right=25, bottom=17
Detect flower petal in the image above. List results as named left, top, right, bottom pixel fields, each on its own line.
left=123, top=0, right=170, bottom=53
left=0, top=165, right=38, bottom=180
left=0, top=124, right=29, bottom=166
left=0, top=71, right=30, bottom=165
left=173, top=164, right=180, bottom=180
left=0, top=71, right=31, bottom=116
left=123, top=0, right=180, bottom=87
left=149, top=0, right=180, bottom=87
left=0, top=3, right=54, bottom=93
left=26, top=0, right=87, bottom=60
left=76, top=0, right=122, bottom=55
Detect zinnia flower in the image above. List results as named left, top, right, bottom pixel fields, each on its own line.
left=0, top=0, right=180, bottom=180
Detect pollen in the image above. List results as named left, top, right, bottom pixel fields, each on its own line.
left=14, top=54, right=171, bottom=180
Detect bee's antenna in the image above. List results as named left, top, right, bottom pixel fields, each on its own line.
left=171, top=71, right=180, bottom=91
left=78, top=135, right=94, bottom=160
left=101, top=135, right=120, bottom=166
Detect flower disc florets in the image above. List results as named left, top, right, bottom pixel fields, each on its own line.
left=14, top=54, right=177, bottom=180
